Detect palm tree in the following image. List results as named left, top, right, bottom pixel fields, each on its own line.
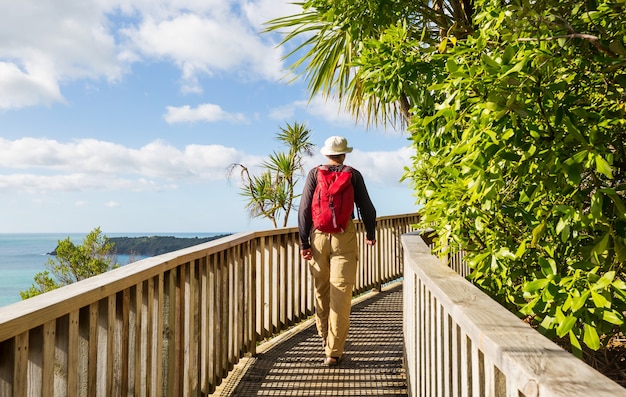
left=263, top=0, right=475, bottom=129
left=229, top=122, right=314, bottom=228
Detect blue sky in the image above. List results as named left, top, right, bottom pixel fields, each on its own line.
left=0, top=0, right=417, bottom=234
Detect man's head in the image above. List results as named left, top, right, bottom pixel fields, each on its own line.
left=320, top=136, right=352, bottom=156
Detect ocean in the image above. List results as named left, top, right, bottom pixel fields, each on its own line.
left=0, top=232, right=224, bottom=308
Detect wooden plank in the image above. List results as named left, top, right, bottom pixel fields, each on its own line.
left=55, top=312, right=69, bottom=396
left=220, top=250, right=229, bottom=377
left=0, top=339, right=14, bottom=396
left=28, top=326, right=43, bottom=396
left=148, top=276, right=157, bottom=396
left=228, top=248, right=236, bottom=363
left=200, top=256, right=209, bottom=393
left=88, top=303, right=99, bottom=396
left=42, top=320, right=55, bottom=397
left=278, top=234, right=287, bottom=329
left=134, top=282, right=144, bottom=396
left=451, top=322, right=461, bottom=397
left=460, top=332, right=470, bottom=397
left=67, top=310, right=79, bottom=397
left=121, top=289, right=130, bottom=395
left=173, top=267, right=182, bottom=396
left=267, top=237, right=275, bottom=334
left=155, top=273, right=164, bottom=396
left=189, top=261, right=200, bottom=396
left=418, top=280, right=426, bottom=397
left=435, top=302, right=443, bottom=397
left=207, top=254, right=217, bottom=392
left=107, top=295, right=117, bottom=395
left=259, top=237, right=268, bottom=338
left=182, top=264, right=191, bottom=396
left=214, top=253, right=223, bottom=381
left=13, top=331, right=28, bottom=396
left=236, top=243, right=245, bottom=356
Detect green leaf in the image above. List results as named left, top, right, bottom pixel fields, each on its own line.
left=438, top=38, right=448, bottom=53
left=592, top=271, right=615, bottom=291
left=539, top=315, right=556, bottom=331
left=515, top=240, right=526, bottom=258
left=595, top=154, right=613, bottom=179
left=569, top=331, right=583, bottom=358
left=591, top=290, right=608, bottom=308
left=539, top=257, right=557, bottom=277
left=556, top=316, right=577, bottom=338
left=583, top=324, right=600, bottom=350
left=501, top=57, right=526, bottom=77
left=481, top=53, right=501, bottom=72
left=530, top=221, right=546, bottom=247
left=446, top=58, right=458, bottom=73
left=571, top=290, right=590, bottom=312
left=613, top=279, right=626, bottom=290
left=600, top=189, right=626, bottom=218
left=523, top=278, right=550, bottom=293
left=602, top=310, right=624, bottom=325
left=475, top=216, right=485, bottom=232
left=520, top=296, right=539, bottom=315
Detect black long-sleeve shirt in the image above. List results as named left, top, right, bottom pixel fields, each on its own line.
left=298, top=164, right=376, bottom=249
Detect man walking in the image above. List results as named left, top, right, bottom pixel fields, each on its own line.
left=298, top=136, right=377, bottom=366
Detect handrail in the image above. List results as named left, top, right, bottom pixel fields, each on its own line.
left=401, top=232, right=626, bottom=397
left=0, top=213, right=419, bottom=396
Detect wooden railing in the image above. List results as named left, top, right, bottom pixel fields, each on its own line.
left=0, top=213, right=419, bottom=396
left=401, top=232, right=626, bottom=397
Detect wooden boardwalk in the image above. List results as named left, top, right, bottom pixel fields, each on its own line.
left=212, top=282, right=407, bottom=396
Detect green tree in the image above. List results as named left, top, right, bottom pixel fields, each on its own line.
left=265, top=0, right=474, bottom=127
left=265, top=0, right=626, bottom=357
left=21, top=227, right=118, bottom=299
left=229, top=122, right=314, bottom=228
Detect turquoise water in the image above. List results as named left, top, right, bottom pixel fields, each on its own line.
left=0, top=232, right=223, bottom=308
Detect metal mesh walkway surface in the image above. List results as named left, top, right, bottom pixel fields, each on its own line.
left=213, top=282, right=407, bottom=396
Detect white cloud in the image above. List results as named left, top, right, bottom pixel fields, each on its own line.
left=0, top=137, right=253, bottom=193
left=0, top=137, right=410, bottom=194
left=0, top=0, right=122, bottom=109
left=346, top=147, right=413, bottom=185
left=270, top=95, right=358, bottom=125
left=104, top=201, right=121, bottom=208
left=269, top=102, right=296, bottom=120
left=0, top=0, right=289, bottom=109
left=164, top=103, right=247, bottom=124
left=241, top=0, right=302, bottom=31
left=0, top=62, right=64, bottom=109
left=119, top=8, right=284, bottom=92
left=299, top=146, right=412, bottom=186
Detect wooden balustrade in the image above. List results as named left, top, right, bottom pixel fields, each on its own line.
left=402, top=232, right=626, bottom=397
left=0, top=213, right=419, bottom=396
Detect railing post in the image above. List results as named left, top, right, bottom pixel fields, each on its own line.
left=373, top=244, right=381, bottom=292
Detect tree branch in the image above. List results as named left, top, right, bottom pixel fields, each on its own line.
left=518, top=34, right=618, bottom=58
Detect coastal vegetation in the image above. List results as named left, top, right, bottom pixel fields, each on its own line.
left=265, top=0, right=626, bottom=382
left=22, top=227, right=117, bottom=299
left=107, top=234, right=230, bottom=256
left=48, top=234, right=231, bottom=256
left=228, top=122, right=314, bottom=228
left=25, top=228, right=231, bottom=299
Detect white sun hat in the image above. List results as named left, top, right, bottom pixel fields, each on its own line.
left=320, top=136, right=353, bottom=155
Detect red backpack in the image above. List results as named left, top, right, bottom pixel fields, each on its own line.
left=312, top=165, right=354, bottom=233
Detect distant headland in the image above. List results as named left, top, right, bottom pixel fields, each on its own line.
left=48, top=234, right=232, bottom=256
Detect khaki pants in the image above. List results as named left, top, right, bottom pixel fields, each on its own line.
left=309, top=219, right=358, bottom=358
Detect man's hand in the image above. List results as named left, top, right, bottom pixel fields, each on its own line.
left=365, top=239, right=376, bottom=246
left=301, top=248, right=313, bottom=260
